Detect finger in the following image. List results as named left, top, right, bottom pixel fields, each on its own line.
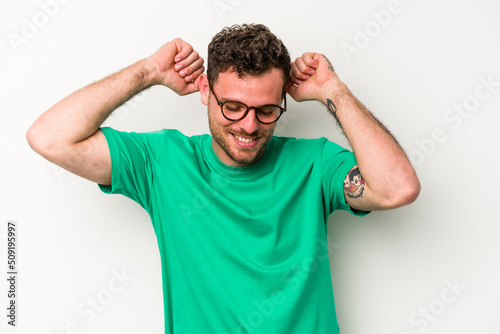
left=287, top=83, right=300, bottom=102
left=289, top=62, right=300, bottom=82
left=289, top=73, right=302, bottom=86
left=184, top=65, right=205, bottom=84
left=291, top=59, right=311, bottom=82
left=289, top=72, right=303, bottom=86
left=175, top=51, right=204, bottom=72
left=173, top=39, right=194, bottom=63
left=181, top=68, right=206, bottom=95
left=295, top=56, right=316, bottom=77
left=302, top=52, right=319, bottom=69
left=178, top=56, right=204, bottom=78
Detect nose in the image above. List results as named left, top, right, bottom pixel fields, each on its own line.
left=237, top=108, right=260, bottom=134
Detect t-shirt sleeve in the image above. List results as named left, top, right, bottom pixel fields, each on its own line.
left=98, top=127, right=165, bottom=212
left=321, top=138, right=370, bottom=217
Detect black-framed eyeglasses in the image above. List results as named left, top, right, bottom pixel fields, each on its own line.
left=209, top=82, right=286, bottom=124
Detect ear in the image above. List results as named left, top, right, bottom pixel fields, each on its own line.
left=199, top=74, right=209, bottom=106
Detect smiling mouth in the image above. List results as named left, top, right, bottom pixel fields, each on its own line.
left=233, top=134, right=256, bottom=143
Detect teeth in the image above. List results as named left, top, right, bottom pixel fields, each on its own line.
left=235, top=135, right=254, bottom=143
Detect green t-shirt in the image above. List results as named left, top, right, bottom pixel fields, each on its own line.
left=99, top=127, right=368, bottom=334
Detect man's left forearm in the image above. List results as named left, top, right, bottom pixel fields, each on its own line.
left=322, top=80, right=420, bottom=209
left=288, top=52, right=420, bottom=209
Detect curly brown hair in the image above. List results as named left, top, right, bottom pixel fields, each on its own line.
left=207, top=24, right=291, bottom=89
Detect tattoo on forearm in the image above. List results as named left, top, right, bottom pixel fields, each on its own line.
left=327, top=98, right=337, bottom=113
left=326, top=98, right=341, bottom=125
left=344, top=166, right=365, bottom=199
left=323, top=55, right=335, bottom=72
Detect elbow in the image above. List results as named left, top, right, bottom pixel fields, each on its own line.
left=26, top=122, right=58, bottom=160
left=26, top=124, right=40, bottom=153
left=375, top=175, right=421, bottom=210
left=26, top=123, right=46, bottom=156
left=399, top=177, right=421, bottom=206
left=387, top=176, right=421, bottom=209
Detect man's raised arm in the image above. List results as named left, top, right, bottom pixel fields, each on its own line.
left=26, top=38, right=204, bottom=185
left=288, top=52, right=420, bottom=211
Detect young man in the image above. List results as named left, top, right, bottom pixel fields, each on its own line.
left=27, top=24, right=420, bottom=333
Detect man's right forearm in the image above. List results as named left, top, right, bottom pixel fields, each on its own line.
left=26, top=38, right=203, bottom=185
left=27, top=58, right=157, bottom=154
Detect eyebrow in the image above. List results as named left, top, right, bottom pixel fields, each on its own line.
left=218, top=93, right=283, bottom=107
left=210, top=82, right=284, bottom=106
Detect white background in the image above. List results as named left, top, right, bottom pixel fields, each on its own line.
left=1, top=0, right=500, bottom=333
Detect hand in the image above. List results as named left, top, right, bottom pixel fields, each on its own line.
left=287, top=52, right=342, bottom=103
left=149, top=38, right=205, bottom=96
